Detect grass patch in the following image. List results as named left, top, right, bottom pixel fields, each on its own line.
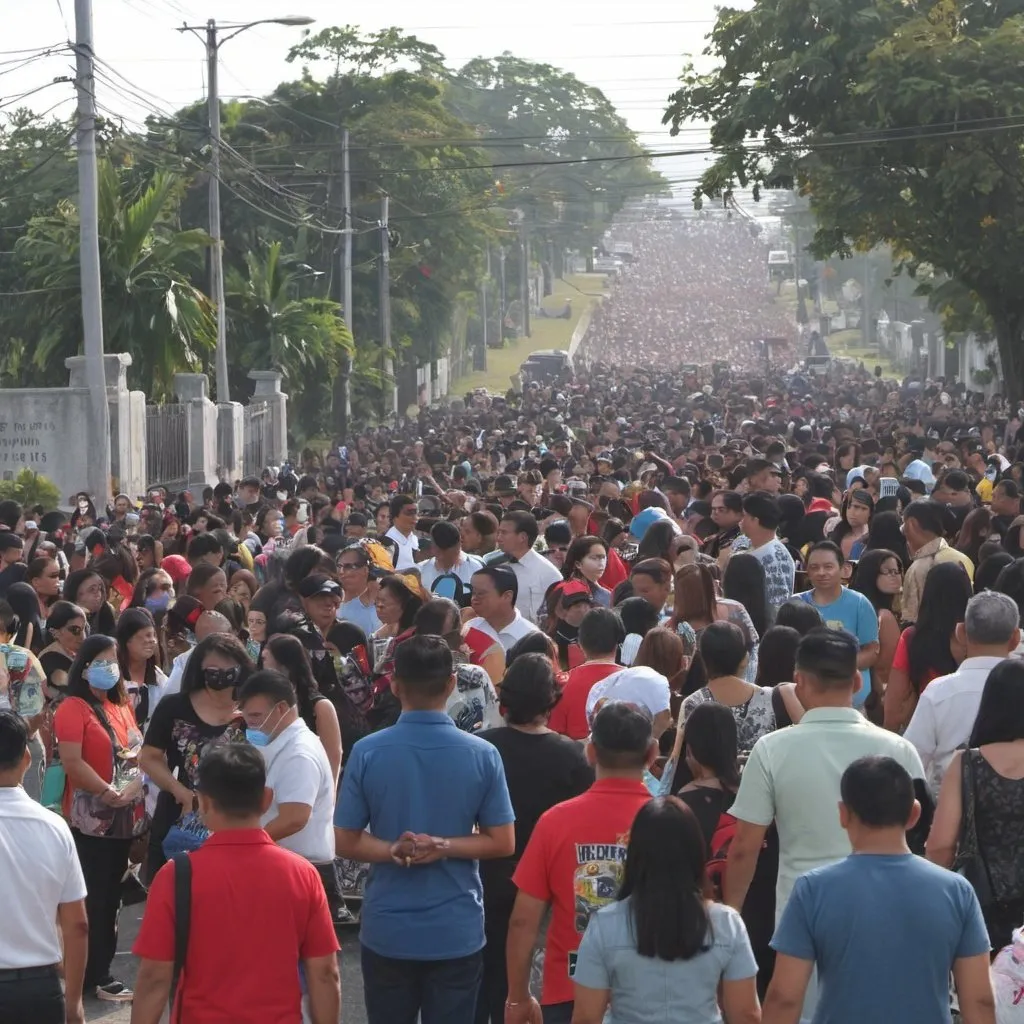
left=449, top=273, right=607, bottom=394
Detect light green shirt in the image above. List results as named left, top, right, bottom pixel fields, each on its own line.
left=730, top=706, right=925, bottom=916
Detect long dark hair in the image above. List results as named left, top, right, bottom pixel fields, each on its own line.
left=907, top=562, right=972, bottom=692
left=969, top=659, right=1024, bottom=746
left=849, top=548, right=901, bottom=613
left=683, top=702, right=741, bottom=791
left=264, top=634, right=321, bottom=728
left=864, top=510, right=909, bottom=569
left=721, top=552, right=768, bottom=637
left=116, top=607, right=160, bottom=687
left=828, top=490, right=874, bottom=549
left=754, top=626, right=800, bottom=688
left=956, top=507, right=992, bottom=566
left=66, top=634, right=126, bottom=706
left=617, top=797, right=711, bottom=961
left=562, top=535, right=607, bottom=588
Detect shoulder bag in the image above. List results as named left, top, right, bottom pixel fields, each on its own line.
left=68, top=700, right=151, bottom=839
left=170, top=852, right=192, bottom=1024
left=952, top=748, right=994, bottom=909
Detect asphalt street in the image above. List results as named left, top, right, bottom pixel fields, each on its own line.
left=84, top=904, right=367, bottom=1024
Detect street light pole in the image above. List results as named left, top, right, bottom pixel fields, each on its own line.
left=205, top=21, right=228, bottom=404
left=74, top=0, right=112, bottom=507
left=179, top=15, right=315, bottom=404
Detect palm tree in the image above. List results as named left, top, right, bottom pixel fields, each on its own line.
left=13, top=160, right=215, bottom=399
left=226, top=241, right=353, bottom=438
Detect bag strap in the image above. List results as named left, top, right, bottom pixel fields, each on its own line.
left=170, top=852, right=192, bottom=1024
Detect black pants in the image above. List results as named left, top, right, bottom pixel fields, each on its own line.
left=0, top=966, right=64, bottom=1024
left=72, top=831, right=132, bottom=988
left=314, top=860, right=345, bottom=922
left=475, top=905, right=511, bottom=1024
left=361, top=947, right=482, bottom=1024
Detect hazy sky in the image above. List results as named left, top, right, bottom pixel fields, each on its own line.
left=6, top=0, right=733, bottom=191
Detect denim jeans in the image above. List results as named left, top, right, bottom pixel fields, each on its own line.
left=0, top=966, right=64, bottom=1024
left=361, top=946, right=482, bottom=1024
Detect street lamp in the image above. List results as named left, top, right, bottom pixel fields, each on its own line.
left=178, top=15, right=315, bottom=403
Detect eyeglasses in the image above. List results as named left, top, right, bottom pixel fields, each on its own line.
left=878, top=568, right=903, bottom=577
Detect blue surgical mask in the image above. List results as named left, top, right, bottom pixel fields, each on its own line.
left=86, top=660, right=121, bottom=691
left=145, top=592, right=171, bottom=613
left=245, top=704, right=281, bottom=748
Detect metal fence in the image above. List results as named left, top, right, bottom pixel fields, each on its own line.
left=146, top=403, right=188, bottom=493
left=243, top=401, right=268, bottom=476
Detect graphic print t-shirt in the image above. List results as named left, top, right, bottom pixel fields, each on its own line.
left=732, top=536, right=795, bottom=618
left=512, top=778, right=650, bottom=1005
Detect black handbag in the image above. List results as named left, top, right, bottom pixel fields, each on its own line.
left=952, top=748, right=995, bottom=908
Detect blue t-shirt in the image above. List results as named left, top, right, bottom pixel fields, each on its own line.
left=337, top=596, right=381, bottom=637
left=335, top=710, right=514, bottom=960
left=772, top=854, right=989, bottom=1024
left=797, top=588, right=879, bottom=706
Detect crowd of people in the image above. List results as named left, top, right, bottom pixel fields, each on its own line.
left=4, top=221, right=1024, bottom=1024
left=585, top=219, right=796, bottom=369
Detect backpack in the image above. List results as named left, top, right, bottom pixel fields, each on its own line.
left=431, top=570, right=469, bottom=607
left=706, top=811, right=738, bottom=900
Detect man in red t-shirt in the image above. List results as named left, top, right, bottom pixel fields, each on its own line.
left=131, top=744, right=340, bottom=1024
left=548, top=608, right=623, bottom=740
left=505, top=702, right=655, bottom=1024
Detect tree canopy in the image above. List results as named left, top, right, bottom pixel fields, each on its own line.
left=665, top=0, right=1024, bottom=397
left=0, top=26, right=665, bottom=437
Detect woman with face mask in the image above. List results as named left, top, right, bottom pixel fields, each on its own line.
left=53, top=635, right=144, bottom=1002
left=139, top=633, right=251, bottom=881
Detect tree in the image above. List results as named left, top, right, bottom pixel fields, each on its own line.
left=11, top=159, right=214, bottom=399
left=665, top=0, right=1024, bottom=397
left=225, top=241, right=352, bottom=440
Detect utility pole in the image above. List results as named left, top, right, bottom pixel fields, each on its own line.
left=520, top=216, right=531, bottom=338
left=498, top=247, right=507, bottom=345
left=378, top=193, right=394, bottom=421
left=476, top=250, right=489, bottom=372
left=74, top=0, right=112, bottom=506
left=335, top=126, right=353, bottom=438
left=205, top=22, right=230, bottom=402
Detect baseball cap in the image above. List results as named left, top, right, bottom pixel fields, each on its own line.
left=585, top=666, right=672, bottom=727
left=160, top=554, right=192, bottom=584
left=554, top=580, right=595, bottom=609
left=298, top=574, right=342, bottom=599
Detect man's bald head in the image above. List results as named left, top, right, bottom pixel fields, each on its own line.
left=196, top=610, right=232, bottom=641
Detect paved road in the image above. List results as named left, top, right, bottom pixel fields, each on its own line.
left=84, top=904, right=367, bottom=1024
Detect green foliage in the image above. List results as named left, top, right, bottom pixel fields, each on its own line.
left=0, top=470, right=62, bottom=509
left=665, top=0, right=1024, bottom=397
left=9, top=159, right=215, bottom=399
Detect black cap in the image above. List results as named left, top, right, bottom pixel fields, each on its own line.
left=493, top=475, right=516, bottom=495
left=0, top=531, right=23, bottom=552
left=298, top=574, right=342, bottom=599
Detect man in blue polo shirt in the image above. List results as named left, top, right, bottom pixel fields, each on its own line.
left=798, top=541, right=879, bottom=708
left=335, top=634, right=515, bottom=1024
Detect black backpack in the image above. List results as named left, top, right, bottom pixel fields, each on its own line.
left=431, top=571, right=469, bottom=608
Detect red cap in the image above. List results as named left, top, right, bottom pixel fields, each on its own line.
left=161, top=554, right=192, bottom=584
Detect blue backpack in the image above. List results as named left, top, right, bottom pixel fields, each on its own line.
left=431, top=571, right=469, bottom=607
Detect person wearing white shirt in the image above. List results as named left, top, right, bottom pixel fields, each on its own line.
left=465, top=565, right=540, bottom=657
left=238, top=670, right=344, bottom=930
left=905, top=591, right=1020, bottom=795
left=417, top=521, right=483, bottom=600
left=384, top=494, right=420, bottom=570
left=0, top=711, right=88, bottom=1023
left=496, top=510, right=562, bottom=624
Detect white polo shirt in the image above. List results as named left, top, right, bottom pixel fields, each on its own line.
left=904, top=656, right=1005, bottom=796
left=509, top=548, right=563, bottom=624
left=259, top=717, right=335, bottom=865
left=418, top=551, right=484, bottom=595
left=0, top=786, right=87, bottom=968
left=384, top=526, right=420, bottom=570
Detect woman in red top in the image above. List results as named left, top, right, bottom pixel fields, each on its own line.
left=54, top=634, right=143, bottom=1003
left=884, top=562, right=972, bottom=732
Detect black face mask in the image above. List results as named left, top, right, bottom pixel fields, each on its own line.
left=203, top=666, right=240, bottom=691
